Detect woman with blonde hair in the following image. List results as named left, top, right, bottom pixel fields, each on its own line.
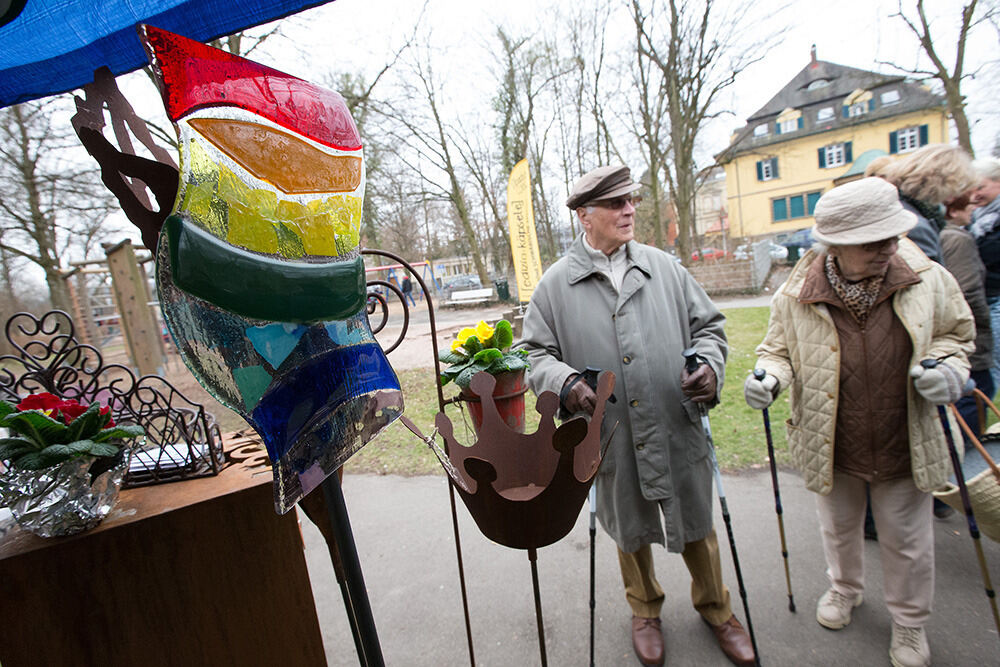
left=881, top=144, right=977, bottom=263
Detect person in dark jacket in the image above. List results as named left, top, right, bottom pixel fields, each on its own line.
left=968, top=158, right=1000, bottom=389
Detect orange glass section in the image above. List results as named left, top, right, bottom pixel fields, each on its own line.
left=189, top=118, right=362, bottom=194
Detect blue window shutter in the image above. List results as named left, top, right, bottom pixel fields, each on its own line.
left=771, top=157, right=779, bottom=179
left=775, top=124, right=782, bottom=135
left=772, top=199, right=788, bottom=221
left=919, top=124, right=929, bottom=146
left=845, top=141, right=853, bottom=162
left=798, top=117, right=804, bottom=130
left=807, top=191, right=822, bottom=214
left=756, top=160, right=764, bottom=181
left=842, top=105, right=849, bottom=119
left=889, top=131, right=898, bottom=154
left=818, top=148, right=826, bottom=168
left=790, top=195, right=805, bottom=218
left=868, top=99, right=875, bottom=112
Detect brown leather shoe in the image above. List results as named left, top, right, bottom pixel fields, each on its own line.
left=705, top=616, right=756, bottom=666
left=631, top=616, right=664, bottom=666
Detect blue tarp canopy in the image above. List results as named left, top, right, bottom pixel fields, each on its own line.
left=0, top=0, right=334, bottom=108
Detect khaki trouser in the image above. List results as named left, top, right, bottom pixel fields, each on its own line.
left=617, top=529, right=733, bottom=625
left=816, top=472, right=934, bottom=627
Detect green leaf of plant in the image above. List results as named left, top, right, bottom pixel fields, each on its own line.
left=462, top=336, right=483, bottom=354
left=15, top=452, right=51, bottom=470
left=439, top=350, right=468, bottom=365
left=0, top=438, right=37, bottom=460
left=1, top=410, right=69, bottom=448
left=473, top=348, right=503, bottom=364
left=93, top=424, right=144, bottom=442
left=68, top=440, right=96, bottom=454
left=455, top=362, right=491, bottom=389
left=0, top=400, right=16, bottom=421
left=87, top=441, right=120, bottom=457
left=65, top=402, right=106, bottom=442
left=493, top=319, right=513, bottom=350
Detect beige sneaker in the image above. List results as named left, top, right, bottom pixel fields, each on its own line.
left=815, top=588, right=862, bottom=629
left=890, top=623, right=930, bottom=667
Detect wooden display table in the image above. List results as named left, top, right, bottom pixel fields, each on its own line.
left=0, top=457, right=326, bottom=666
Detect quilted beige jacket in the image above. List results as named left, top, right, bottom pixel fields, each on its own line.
left=755, top=239, right=975, bottom=494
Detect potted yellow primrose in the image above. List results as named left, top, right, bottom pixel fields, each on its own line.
left=439, top=318, right=529, bottom=432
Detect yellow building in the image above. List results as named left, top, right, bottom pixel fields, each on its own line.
left=716, top=49, right=948, bottom=243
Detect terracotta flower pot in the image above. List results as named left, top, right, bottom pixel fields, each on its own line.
left=460, top=370, right=527, bottom=434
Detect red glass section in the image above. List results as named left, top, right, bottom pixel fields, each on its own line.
left=140, top=25, right=361, bottom=151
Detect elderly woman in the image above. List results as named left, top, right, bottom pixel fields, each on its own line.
left=744, top=178, right=974, bottom=667
left=968, top=158, right=1000, bottom=389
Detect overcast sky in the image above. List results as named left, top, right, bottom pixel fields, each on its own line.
left=252, top=0, right=1000, bottom=158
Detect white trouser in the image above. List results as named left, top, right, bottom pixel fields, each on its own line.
left=815, top=472, right=934, bottom=627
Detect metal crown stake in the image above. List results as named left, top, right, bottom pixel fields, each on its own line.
left=683, top=348, right=762, bottom=667
left=753, top=369, right=796, bottom=613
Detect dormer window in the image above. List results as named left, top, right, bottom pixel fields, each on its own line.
left=848, top=102, right=868, bottom=117
left=817, top=107, right=834, bottom=122
left=753, top=123, right=768, bottom=137
left=776, top=107, right=803, bottom=135
left=881, top=90, right=900, bottom=105
left=807, top=79, right=830, bottom=91
left=843, top=89, right=874, bottom=118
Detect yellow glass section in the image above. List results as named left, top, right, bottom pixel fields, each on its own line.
left=188, top=117, right=363, bottom=194
left=177, top=137, right=363, bottom=258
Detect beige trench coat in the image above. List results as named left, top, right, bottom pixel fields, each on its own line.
left=755, top=239, right=974, bottom=494
left=519, top=236, right=727, bottom=553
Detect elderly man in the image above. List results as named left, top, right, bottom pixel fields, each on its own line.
left=518, top=165, right=754, bottom=666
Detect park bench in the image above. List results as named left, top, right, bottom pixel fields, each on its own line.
left=446, top=287, right=494, bottom=307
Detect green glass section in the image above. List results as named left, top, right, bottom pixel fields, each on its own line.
left=789, top=195, right=805, bottom=218
left=233, top=365, right=273, bottom=411
left=772, top=199, right=788, bottom=222
left=165, top=215, right=366, bottom=323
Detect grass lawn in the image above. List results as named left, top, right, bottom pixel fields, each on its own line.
left=346, top=305, right=792, bottom=476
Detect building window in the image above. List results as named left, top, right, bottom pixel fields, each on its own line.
left=890, top=125, right=928, bottom=154
left=817, top=107, right=834, bottom=122
left=881, top=90, right=900, bottom=105
left=848, top=102, right=868, bottom=117
left=772, top=190, right=823, bottom=222
left=753, top=123, right=768, bottom=137
left=807, top=79, right=829, bottom=91
left=818, top=141, right=853, bottom=168
left=779, top=117, right=802, bottom=134
left=756, top=157, right=779, bottom=181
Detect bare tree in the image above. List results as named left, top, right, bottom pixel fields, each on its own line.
left=886, top=0, right=997, bottom=156
left=629, top=0, right=775, bottom=263
left=0, top=99, right=117, bottom=311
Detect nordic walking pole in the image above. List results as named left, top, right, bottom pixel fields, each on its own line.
left=753, top=369, right=796, bottom=613
left=683, top=348, right=762, bottom=667
left=920, top=360, right=1000, bottom=640
left=589, top=484, right=597, bottom=667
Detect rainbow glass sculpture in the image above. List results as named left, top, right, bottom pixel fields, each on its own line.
left=139, top=25, right=402, bottom=513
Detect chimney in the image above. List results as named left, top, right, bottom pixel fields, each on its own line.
left=810, top=44, right=817, bottom=66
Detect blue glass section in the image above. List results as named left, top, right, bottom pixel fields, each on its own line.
left=247, top=323, right=306, bottom=369
left=250, top=342, right=401, bottom=461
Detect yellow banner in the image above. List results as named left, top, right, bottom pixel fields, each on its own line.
left=506, top=159, right=543, bottom=302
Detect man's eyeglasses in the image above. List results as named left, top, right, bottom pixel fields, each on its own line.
left=590, top=195, right=641, bottom=210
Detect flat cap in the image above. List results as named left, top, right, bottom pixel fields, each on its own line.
left=566, top=165, right=641, bottom=210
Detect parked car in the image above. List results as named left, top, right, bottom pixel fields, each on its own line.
left=441, top=274, right=482, bottom=298
left=691, top=247, right=730, bottom=261
left=732, top=242, right=789, bottom=262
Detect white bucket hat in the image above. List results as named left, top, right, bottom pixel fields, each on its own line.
left=811, top=177, right=917, bottom=246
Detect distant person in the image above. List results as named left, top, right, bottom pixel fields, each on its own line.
left=943, top=193, right=994, bottom=437
left=882, top=144, right=977, bottom=264
left=744, top=177, right=974, bottom=667
left=519, top=165, right=754, bottom=667
left=968, top=157, right=1000, bottom=389
left=401, top=275, right=416, bottom=306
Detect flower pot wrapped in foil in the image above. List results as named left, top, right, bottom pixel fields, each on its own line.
left=0, top=452, right=131, bottom=537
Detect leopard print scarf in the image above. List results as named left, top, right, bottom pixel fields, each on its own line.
left=824, top=253, right=886, bottom=326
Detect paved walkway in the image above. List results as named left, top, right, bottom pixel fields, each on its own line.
left=301, top=470, right=999, bottom=666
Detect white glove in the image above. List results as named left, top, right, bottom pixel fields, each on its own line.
left=910, top=363, right=964, bottom=405
left=744, top=373, right=779, bottom=410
